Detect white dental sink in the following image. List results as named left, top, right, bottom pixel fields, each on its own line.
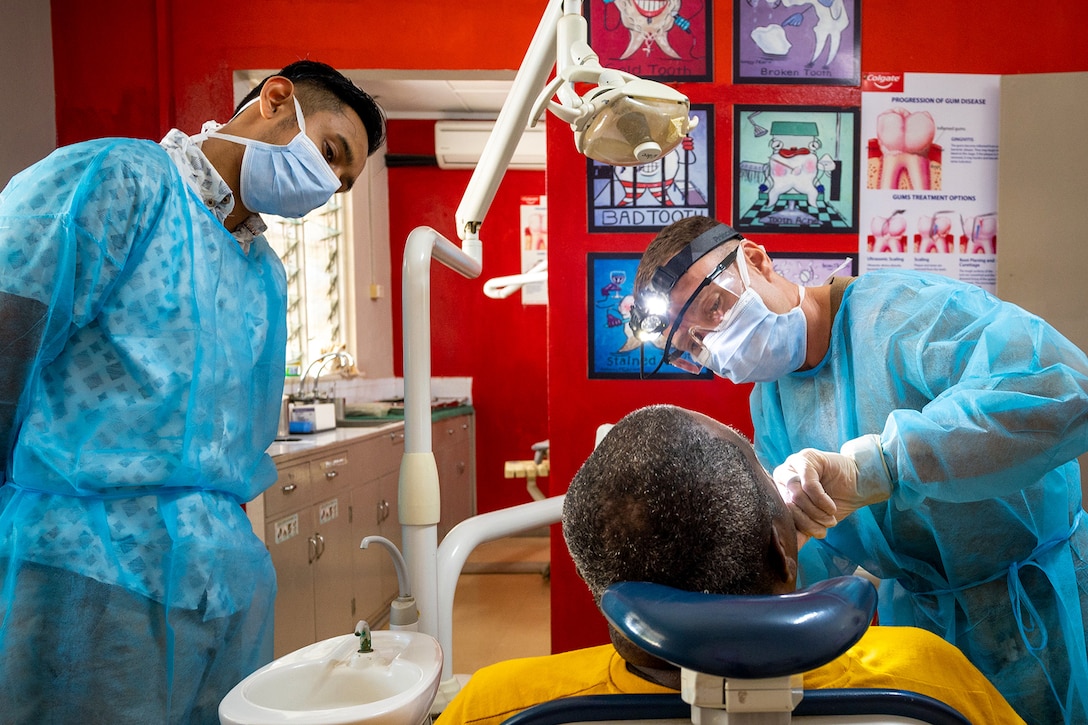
left=219, top=630, right=442, bottom=725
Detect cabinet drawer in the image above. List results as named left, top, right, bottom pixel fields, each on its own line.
left=310, top=448, right=353, bottom=495
left=353, top=428, right=406, bottom=478
left=433, top=415, right=472, bottom=451
left=266, top=462, right=313, bottom=517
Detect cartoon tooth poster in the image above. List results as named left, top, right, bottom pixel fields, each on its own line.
left=586, top=252, right=711, bottom=379
left=586, top=0, right=712, bottom=82
left=588, top=105, right=713, bottom=233
left=732, top=105, right=859, bottom=234
left=859, top=72, right=1000, bottom=292
left=734, top=0, right=859, bottom=85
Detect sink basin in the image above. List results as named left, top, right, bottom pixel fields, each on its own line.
left=219, top=630, right=442, bottom=725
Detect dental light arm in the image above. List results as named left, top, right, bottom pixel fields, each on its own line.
left=402, top=0, right=698, bottom=704
left=454, top=1, right=561, bottom=260
left=455, top=0, right=697, bottom=259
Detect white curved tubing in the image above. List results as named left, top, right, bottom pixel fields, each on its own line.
left=436, top=496, right=564, bottom=688
left=482, top=260, right=548, bottom=299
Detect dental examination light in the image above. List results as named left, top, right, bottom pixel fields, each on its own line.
left=398, top=0, right=696, bottom=712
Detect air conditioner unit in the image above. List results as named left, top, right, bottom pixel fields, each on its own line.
left=434, top=120, right=546, bottom=170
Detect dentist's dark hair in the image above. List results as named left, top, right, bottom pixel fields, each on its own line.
left=238, top=60, right=387, bottom=156
left=635, top=216, right=721, bottom=296
left=562, top=404, right=781, bottom=603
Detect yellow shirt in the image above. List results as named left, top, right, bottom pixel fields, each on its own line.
left=435, top=626, right=1025, bottom=725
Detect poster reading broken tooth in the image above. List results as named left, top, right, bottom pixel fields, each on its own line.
left=859, top=72, right=1000, bottom=292
left=734, top=0, right=859, bottom=85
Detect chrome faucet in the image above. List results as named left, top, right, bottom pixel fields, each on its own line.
left=297, top=349, right=356, bottom=401
left=354, top=620, right=372, bottom=653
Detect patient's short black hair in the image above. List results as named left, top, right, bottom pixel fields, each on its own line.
left=562, top=404, right=780, bottom=602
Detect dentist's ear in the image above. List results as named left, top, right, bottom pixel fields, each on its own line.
left=257, top=76, right=297, bottom=120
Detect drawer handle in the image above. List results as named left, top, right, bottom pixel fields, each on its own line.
left=282, top=483, right=298, bottom=493
left=308, top=535, right=317, bottom=564
left=457, top=461, right=466, bottom=474
left=325, top=470, right=338, bottom=479
left=390, top=432, right=404, bottom=442
left=446, top=427, right=454, bottom=435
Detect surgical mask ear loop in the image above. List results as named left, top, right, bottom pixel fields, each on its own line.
left=821, top=257, right=854, bottom=284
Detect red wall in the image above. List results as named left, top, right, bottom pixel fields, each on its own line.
left=386, top=120, right=549, bottom=515
left=48, top=0, right=1088, bottom=655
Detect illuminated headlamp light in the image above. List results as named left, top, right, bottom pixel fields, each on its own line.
left=630, top=290, right=671, bottom=342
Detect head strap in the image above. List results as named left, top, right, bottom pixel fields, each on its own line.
left=649, top=222, right=743, bottom=297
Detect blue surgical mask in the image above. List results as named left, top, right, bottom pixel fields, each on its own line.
left=201, top=96, right=341, bottom=218
left=690, top=254, right=808, bottom=383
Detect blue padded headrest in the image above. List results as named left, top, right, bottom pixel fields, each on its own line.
left=600, top=576, right=877, bottom=680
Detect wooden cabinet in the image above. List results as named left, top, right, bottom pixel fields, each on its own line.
left=252, top=412, right=474, bottom=658
left=433, top=413, right=476, bottom=542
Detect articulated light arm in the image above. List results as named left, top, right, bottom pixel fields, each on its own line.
left=454, top=1, right=562, bottom=260
left=455, top=0, right=697, bottom=258
left=409, top=0, right=697, bottom=710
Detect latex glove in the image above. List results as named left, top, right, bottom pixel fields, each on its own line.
left=773, top=434, right=893, bottom=539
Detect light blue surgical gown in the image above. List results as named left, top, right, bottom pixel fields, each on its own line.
left=752, top=270, right=1088, bottom=725
left=0, top=138, right=287, bottom=722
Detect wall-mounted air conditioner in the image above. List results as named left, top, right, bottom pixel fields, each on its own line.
left=434, top=120, right=546, bottom=170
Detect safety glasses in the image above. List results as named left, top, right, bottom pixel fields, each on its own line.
left=637, top=245, right=747, bottom=377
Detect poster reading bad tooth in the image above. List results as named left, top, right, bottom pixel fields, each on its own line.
left=859, top=72, right=1000, bottom=292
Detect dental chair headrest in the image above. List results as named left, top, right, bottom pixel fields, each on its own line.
left=600, top=575, right=877, bottom=680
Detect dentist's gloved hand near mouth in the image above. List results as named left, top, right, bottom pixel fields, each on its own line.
left=773, top=435, right=893, bottom=539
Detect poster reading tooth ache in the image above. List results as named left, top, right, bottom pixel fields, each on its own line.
left=859, top=72, right=1000, bottom=292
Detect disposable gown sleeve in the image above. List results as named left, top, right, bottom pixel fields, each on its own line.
left=873, top=282, right=1088, bottom=508
left=0, top=140, right=167, bottom=477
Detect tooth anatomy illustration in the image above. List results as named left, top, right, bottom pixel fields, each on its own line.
left=614, top=0, right=684, bottom=60
left=869, top=211, right=908, bottom=253
left=964, top=213, right=998, bottom=254
left=917, top=212, right=955, bottom=253
left=872, top=108, right=938, bottom=190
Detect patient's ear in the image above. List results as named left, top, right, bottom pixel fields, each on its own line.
left=768, top=523, right=798, bottom=592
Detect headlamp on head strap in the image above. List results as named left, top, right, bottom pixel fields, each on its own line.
left=630, top=222, right=743, bottom=344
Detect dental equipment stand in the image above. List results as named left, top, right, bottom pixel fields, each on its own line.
left=397, top=0, right=559, bottom=646
left=396, top=1, right=698, bottom=714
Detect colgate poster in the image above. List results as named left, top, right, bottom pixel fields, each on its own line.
left=859, top=72, right=1000, bottom=292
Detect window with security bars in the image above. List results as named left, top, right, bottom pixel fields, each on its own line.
left=264, top=196, right=351, bottom=376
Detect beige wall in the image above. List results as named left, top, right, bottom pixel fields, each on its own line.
left=0, top=0, right=55, bottom=188
left=348, top=147, right=394, bottom=379
left=998, top=72, right=1088, bottom=506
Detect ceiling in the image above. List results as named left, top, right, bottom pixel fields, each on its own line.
left=234, top=70, right=517, bottom=120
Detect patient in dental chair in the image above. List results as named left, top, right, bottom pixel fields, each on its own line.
left=435, top=404, right=1023, bottom=725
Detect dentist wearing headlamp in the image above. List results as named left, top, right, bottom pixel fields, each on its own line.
left=632, top=215, right=1088, bottom=724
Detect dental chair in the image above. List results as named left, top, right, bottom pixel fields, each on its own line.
left=502, top=576, right=970, bottom=725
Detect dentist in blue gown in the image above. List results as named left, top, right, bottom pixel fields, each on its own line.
left=632, top=215, right=1088, bottom=724
left=0, top=60, right=385, bottom=723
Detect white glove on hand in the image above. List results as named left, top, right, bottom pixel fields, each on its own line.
left=773, top=434, right=893, bottom=539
